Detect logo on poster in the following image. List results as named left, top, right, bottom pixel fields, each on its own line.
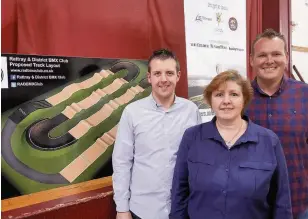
left=208, top=3, right=228, bottom=11
left=216, top=64, right=222, bottom=74
left=291, top=21, right=298, bottom=32
left=1, top=56, right=9, bottom=89
left=229, top=17, right=238, bottom=31
left=216, top=12, right=222, bottom=26
left=214, top=12, right=223, bottom=34
left=195, top=14, right=212, bottom=22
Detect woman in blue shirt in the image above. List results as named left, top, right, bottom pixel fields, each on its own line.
left=170, top=70, right=292, bottom=219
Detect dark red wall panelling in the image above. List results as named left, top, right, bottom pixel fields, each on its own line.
left=147, top=1, right=188, bottom=96
left=1, top=0, right=291, bottom=93
left=246, top=0, right=263, bottom=78
left=1, top=0, right=18, bottom=53
left=16, top=0, right=149, bottom=58
left=1, top=0, right=273, bottom=95
left=262, top=0, right=291, bottom=75
left=1, top=0, right=188, bottom=97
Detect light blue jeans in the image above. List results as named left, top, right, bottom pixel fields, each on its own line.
left=298, top=209, right=308, bottom=219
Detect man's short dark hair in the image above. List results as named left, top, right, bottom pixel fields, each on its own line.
left=251, top=28, right=288, bottom=55
left=148, top=49, right=180, bottom=72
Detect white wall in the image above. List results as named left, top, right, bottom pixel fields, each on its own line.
left=292, top=51, right=308, bottom=82
left=291, top=0, right=308, bottom=83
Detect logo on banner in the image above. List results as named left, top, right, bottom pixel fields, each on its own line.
left=216, top=12, right=222, bottom=26
left=291, top=21, right=298, bottom=32
left=1, top=56, right=9, bottom=89
left=229, top=17, right=238, bottom=31
left=216, top=64, right=223, bottom=74
left=195, top=14, right=212, bottom=22
left=214, top=12, right=224, bottom=34
left=208, top=3, right=228, bottom=11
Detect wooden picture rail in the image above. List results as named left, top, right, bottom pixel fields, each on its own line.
left=292, top=45, right=308, bottom=53
left=1, top=176, right=116, bottom=219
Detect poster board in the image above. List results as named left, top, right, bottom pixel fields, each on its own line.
left=184, top=0, right=247, bottom=121
left=291, top=0, right=308, bottom=82
left=1, top=54, right=151, bottom=198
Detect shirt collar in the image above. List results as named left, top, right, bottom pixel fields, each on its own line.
left=201, top=115, right=258, bottom=144
left=252, top=75, right=288, bottom=96
left=148, top=92, right=179, bottom=108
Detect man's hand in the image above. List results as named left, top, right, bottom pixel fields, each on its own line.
left=116, top=212, right=133, bottom=219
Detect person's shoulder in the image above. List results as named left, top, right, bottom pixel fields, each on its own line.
left=123, top=96, right=149, bottom=113
left=176, top=96, right=195, bottom=104
left=249, top=121, right=280, bottom=144
left=287, top=79, right=308, bottom=102
left=176, top=97, right=198, bottom=109
left=288, top=78, right=308, bottom=90
left=184, top=121, right=212, bottom=137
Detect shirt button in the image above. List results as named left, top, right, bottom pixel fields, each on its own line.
left=269, top=114, right=272, bottom=117
left=222, top=190, right=227, bottom=195
left=225, top=168, right=229, bottom=172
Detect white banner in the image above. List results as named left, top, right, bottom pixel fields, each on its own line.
left=291, top=0, right=308, bottom=82
left=184, top=0, right=247, bottom=122
left=1, top=56, right=9, bottom=89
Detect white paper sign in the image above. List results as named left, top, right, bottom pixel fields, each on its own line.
left=184, top=0, right=247, bottom=122
left=1, top=56, right=9, bottom=89
left=291, top=0, right=308, bottom=82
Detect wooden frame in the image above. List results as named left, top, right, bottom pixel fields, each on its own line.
left=1, top=177, right=116, bottom=219
left=292, top=46, right=308, bottom=53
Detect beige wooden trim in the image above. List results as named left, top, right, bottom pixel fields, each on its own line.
left=69, top=85, right=144, bottom=139
left=46, top=70, right=112, bottom=106
left=60, top=126, right=118, bottom=182
left=292, top=45, right=308, bottom=53
left=61, top=85, right=144, bottom=181
left=1, top=176, right=112, bottom=212
left=62, top=78, right=127, bottom=119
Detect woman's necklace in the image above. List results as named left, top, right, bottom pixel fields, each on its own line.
left=217, top=120, right=244, bottom=147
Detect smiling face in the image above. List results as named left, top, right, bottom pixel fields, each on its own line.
left=250, top=37, right=288, bottom=83
left=211, top=81, right=244, bottom=122
left=147, top=58, right=180, bottom=101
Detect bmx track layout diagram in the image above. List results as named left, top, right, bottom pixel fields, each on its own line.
left=1, top=60, right=151, bottom=194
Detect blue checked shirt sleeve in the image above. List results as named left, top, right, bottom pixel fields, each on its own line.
left=112, top=107, right=134, bottom=212
left=170, top=129, right=192, bottom=219
left=272, top=139, right=293, bottom=219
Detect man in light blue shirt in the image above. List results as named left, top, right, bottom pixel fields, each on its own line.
left=112, top=49, right=201, bottom=219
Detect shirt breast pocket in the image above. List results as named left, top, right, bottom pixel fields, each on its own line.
left=187, top=154, right=216, bottom=191
left=238, top=161, right=276, bottom=199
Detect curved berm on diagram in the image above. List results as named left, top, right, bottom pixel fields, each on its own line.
left=1, top=60, right=151, bottom=194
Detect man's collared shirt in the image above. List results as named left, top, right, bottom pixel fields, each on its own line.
left=112, top=94, right=201, bottom=219
left=170, top=116, right=292, bottom=219
left=246, top=77, right=308, bottom=218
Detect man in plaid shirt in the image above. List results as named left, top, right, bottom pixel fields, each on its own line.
left=246, top=28, right=308, bottom=219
